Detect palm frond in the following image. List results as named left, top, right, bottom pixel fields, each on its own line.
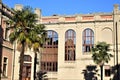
left=9, top=32, right=16, bottom=43
left=17, top=32, right=26, bottom=43
left=91, top=42, right=113, bottom=66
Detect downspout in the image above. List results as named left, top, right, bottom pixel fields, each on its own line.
left=0, top=2, right=3, bottom=80
left=34, top=52, right=37, bottom=80
left=12, top=41, right=16, bottom=80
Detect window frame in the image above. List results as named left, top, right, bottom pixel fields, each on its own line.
left=44, top=30, right=58, bottom=48
left=41, top=30, right=58, bottom=72
left=65, top=29, right=76, bottom=61
left=82, top=28, right=94, bottom=53
left=104, top=65, right=111, bottom=77
left=24, top=55, right=32, bottom=62
left=3, top=57, right=8, bottom=77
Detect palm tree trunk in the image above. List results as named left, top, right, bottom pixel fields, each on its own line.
left=100, top=65, right=103, bottom=80
left=34, top=52, right=37, bottom=80
left=19, top=42, right=25, bottom=80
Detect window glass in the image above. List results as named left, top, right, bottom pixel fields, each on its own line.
left=24, top=55, right=32, bottom=62
left=82, top=28, right=94, bottom=53
left=47, top=31, right=58, bottom=46
left=3, top=57, right=7, bottom=77
left=105, top=65, right=110, bottom=77
left=5, top=23, right=10, bottom=40
left=41, top=30, right=58, bottom=72
left=65, top=29, right=76, bottom=61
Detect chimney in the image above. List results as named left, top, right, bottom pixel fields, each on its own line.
left=34, top=8, right=41, bottom=18
left=14, top=4, right=23, bottom=11
left=114, top=4, right=119, bottom=14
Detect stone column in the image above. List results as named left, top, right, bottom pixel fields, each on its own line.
left=113, top=4, right=120, bottom=80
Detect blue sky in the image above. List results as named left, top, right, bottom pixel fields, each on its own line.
left=2, top=0, right=120, bottom=16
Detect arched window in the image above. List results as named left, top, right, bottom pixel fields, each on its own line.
left=82, top=28, right=94, bottom=53
left=65, top=29, right=76, bottom=61
left=47, top=30, right=58, bottom=46
left=41, top=30, right=58, bottom=72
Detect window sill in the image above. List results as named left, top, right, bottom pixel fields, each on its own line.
left=47, top=72, right=57, bottom=74
left=65, top=61, right=76, bottom=63
left=83, top=52, right=92, bottom=55
left=105, top=76, right=110, bottom=77
left=1, top=76, right=8, bottom=78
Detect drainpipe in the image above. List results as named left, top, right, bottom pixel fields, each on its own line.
left=0, top=2, right=2, bottom=80
left=12, top=41, right=16, bottom=80
left=115, top=22, right=119, bottom=80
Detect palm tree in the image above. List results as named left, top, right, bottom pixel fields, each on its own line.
left=9, top=6, right=44, bottom=80
left=27, top=24, right=47, bottom=80
left=91, top=42, right=113, bottom=80
left=37, top=71, right=47, bottom=80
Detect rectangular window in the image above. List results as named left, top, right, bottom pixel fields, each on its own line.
left=3, top=57, right=8, bottom=77
left=105, top=65, right=110, bottom=77
left=4, top=23, right=10, bottom=40
left=5, top=28, right=9, bottom=40
left=24, top=55, right=31, bottom=62
left=41, top=62, right=57, bottom=72
left=22, top=64, right=31, bottom=79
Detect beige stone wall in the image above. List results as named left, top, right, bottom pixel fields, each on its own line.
left=0, top=2, right=14, bottom=80
left=11, top=3, right=120, bottom=80
left=41, top=4, right=120, bottom=80
left=44, top=20, right=114, bottom=80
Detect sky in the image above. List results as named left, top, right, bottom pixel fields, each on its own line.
left=2, top=0, right=120, bottom=16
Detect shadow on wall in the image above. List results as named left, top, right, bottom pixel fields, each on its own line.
left=82, top=65, right=98, bottom=80
left=111, top=64, right=120, bottom=80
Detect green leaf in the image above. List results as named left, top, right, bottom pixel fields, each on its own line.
left=91, top=42, right=112, bottom=66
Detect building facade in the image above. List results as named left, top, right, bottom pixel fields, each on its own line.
left=1, top=2, right=120, bottom=80
left=40, top=4, right=120, bottom=80
left=0, top=2, right=14, bottom=80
